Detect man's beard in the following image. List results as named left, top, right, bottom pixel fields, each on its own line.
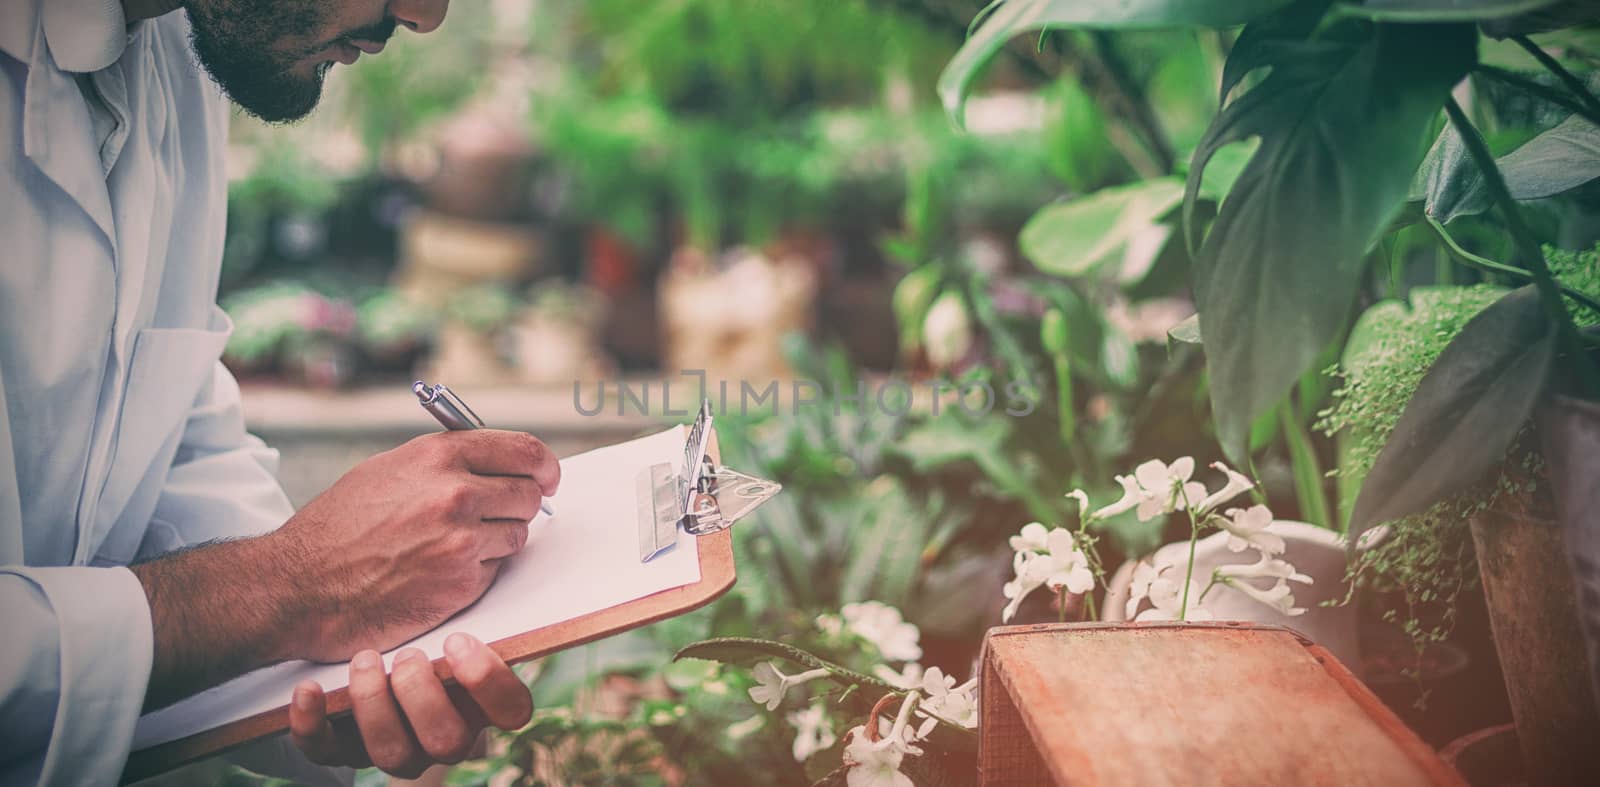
left=184, top=0, right=336, bottom=123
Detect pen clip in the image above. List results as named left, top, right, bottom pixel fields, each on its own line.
left=433, top=384, right=485, bottom=428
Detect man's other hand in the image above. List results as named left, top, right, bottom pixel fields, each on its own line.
left=289, top=633, right=533, bottom=778
left=274, top=429, right=561, bottom=663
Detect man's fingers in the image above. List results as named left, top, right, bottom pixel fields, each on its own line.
left=443, top=633, right=533, bottom=730
left=348, top=650, right=426, bottom=779
left=476, top=521, right=530, bottom=561
left=471, top=474, right=544, bottom=523
left=288, top=681, right=342, bottom=765
left=389, top=648, right=475, bottom=764
left=449, top=430, right=561, bottom=494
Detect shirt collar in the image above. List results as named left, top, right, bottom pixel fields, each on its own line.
left=0, top=0, right=128, bottom=73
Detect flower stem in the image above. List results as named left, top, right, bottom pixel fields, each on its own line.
left=1177, top=486, right=1200, bottom=620
left=1426, top=216, right=1600, bottom=315
left=1443, top=97, right=1600, bottom=399
left=1057, top=585, right=1067, bottom=623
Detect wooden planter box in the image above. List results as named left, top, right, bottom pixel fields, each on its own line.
left=979, top=622, right=1463, bottom=786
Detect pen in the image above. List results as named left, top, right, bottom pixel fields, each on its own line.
left=413, top=380, right=555, bottom=517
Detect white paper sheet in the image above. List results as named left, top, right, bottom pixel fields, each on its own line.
left=133, top=425, right=701, bottom=750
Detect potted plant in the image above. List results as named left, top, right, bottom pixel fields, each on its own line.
left=941, top=2, right=1600, bottom=779
left=427, top=283, right=523, bottom=386
left=222, top=282, right=358, bottom=388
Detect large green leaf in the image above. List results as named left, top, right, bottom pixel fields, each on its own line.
left=1019, top=178, right=1183, bottom=277
left=1415, top=114, right=1600, bottom=224
left=1219, top=0, right=1336, bottom=103
left=1184, top=22, right=1477, bottom=460
left=938, top=0, right=1295, bottom=125
left=1340, top=0, right=1562, bottom=22
left=1348, top=286, right=1557, bottom=536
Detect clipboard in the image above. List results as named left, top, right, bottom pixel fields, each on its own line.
left=124, top=405, right=773, bottom=782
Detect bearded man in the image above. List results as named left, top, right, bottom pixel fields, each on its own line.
left=0, top=1, right=561, bottom=784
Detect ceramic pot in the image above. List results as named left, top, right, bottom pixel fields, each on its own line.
left=1105, top=520, right=1369, bottom=672
left=1469, top=500, right=1600, bottom=786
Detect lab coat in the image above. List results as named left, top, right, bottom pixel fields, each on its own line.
left=0, top=0, right=344, bottom=784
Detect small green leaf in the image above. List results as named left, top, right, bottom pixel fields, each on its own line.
left=939, top=0, right=1295, bottom=126
left=1338, top=0, right=1562, bottom=23
left=1020, top=178, right=1183, bottom=277
left=1349, top=286, right=1557, bottom=536
left=1167, top=313, right=1202, bottom=345
left=1184, top=22, right=1477, bottom=460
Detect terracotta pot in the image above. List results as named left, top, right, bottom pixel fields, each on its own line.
left=1534, top=394, right=1600, bottom=707
left=1469, top=500, right=1600, bottom=786
left=1440, top=724, right=1522, bottom=787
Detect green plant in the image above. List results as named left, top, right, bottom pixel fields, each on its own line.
left=356, top=290, right=439, bottom=357
left=939, top=0, right=1600, bottom=540
left=444, top=284, right=522, bottom=336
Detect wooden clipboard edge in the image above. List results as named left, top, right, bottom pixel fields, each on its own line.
left=124, top=433, right=736, bottom=782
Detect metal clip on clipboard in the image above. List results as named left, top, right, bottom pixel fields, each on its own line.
left=638, top=400, right=782, bottom=562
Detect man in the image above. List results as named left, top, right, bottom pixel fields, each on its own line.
left=0, top=0, right=562, bottom=784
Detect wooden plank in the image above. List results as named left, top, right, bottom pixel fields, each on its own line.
left=979, top=622, right=1464, bottom=787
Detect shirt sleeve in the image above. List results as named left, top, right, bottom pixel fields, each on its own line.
left=0, top=566, right=155, bottom=787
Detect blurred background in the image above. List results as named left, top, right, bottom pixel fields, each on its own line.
left=202, top=0, right=1600, bottom=783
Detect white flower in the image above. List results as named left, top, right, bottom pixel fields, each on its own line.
left=842, top=602, right=923, bottom=662
left=1095, top=458, right=1207, bottom=522
left=1000, top=531, right=1093, bottom=623
left=1215, top=554, right=1313, bottom=586
left=916, top=668, right=979, bottom=730
left=1126, top=560, right=1214, bottom=622
left=1042, top=529, right=1095, bottom=595
left=843, top=728, right=916, bottom=787
left=1219, top=505, right=1286, bottom=555
left=815, top=613, right=844, bottom=637
left=923, top=292, right=973, bottom=370
left=1216, top=554, right=1313, bottom=617
left=726, top=714, right=765, bottom=741
left=1008, top=521, right=1051, bottom=553
left=1065, top=489, right=1091, bottom=521
left=1195, top=462, right=1255, bottom=515
left=872, top=662, right=925, bottom=690
left=843, top=692, right=925, bottom=787
left=1220, top=577, right=1307, bottom=616
left=748, top=661, right=830, bottom=711
left=787, top=703, right=837, bottom=762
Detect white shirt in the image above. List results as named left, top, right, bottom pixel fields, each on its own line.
left=0, top=1, right=341, bottom=784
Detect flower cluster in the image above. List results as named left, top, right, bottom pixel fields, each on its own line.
left=739, top=603, right=976, bottom=785
left=1008, top=456, right=1315, bottom=624
left=1104, top=459, right=1312, bottom=621
left=1000, top=523, right=1094, bottom=623
left=840, top=601, right=923, bottom=663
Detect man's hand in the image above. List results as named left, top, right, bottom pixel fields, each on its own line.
left=133, top=429, right=559, bottom=709
left=274, top=429, right=561, bottom=662
left=289, top=633, right=532, bottom=779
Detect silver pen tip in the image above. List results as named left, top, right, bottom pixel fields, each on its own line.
left=412, top=381, right=431, bottom=402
